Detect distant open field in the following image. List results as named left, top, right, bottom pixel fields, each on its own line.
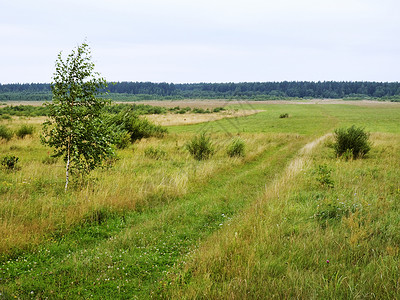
left=1, top=102, right=400, bottom=298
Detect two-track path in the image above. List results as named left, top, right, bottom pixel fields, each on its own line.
left=1, top=134, right=329, bottom=299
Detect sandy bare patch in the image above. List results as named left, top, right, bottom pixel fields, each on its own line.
left=0, top=101, right=45, bottom=106
left=270, top=134, right=331, bottom=194
left=145, top=110, right=262, bottom=126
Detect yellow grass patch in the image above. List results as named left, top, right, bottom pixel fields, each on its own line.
left=145, top=110, right=262, bottom=126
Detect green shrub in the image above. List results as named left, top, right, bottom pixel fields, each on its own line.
left=313, top=164, right=334, bottom=188
left=128, top=116, right=167, bottom=141
left=15, top=124, right=34, bottom=138
left=192, top=108, right=211, bottom=114
left=0, top=125, right=13, bottom=141
left=169, top=106, right=181, bottom=112
left=186, top=133, right=214, bottom=160
left=212, top=107, right=226, bottom=113
left=227, top=138, right=245, bottom=157
left=279, top=113, right=289, bottom=118
left=108, top=110, right=167, bottom=143
left=175, top=107, right=191, bottom=114
left=1, top=155, right=19, bottom=170
left=104, top=103, right=167, bottom=115
left=144, top=146, right=167, bottom=160
left=114, top=130, right=131, bottom=149
left=315, top=199, right=361, bottom=222
left=333, top=125, right=371, bottom=159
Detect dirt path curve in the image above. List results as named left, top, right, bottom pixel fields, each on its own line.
left=270, top=134, right=332, bottom=195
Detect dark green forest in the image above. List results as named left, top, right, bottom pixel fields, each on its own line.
left=1, top=81, right=400, bottom=101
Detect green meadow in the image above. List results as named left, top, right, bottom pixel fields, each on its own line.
left=1, top=101, right=400, bottom=299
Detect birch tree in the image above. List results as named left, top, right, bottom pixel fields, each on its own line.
left=42, top=43, right=114, bottom=191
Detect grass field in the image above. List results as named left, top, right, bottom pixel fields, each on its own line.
left=1, top=101, right=400, bottom=298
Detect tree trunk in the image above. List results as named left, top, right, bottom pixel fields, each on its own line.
left=65, top=139, right=71, bottom=191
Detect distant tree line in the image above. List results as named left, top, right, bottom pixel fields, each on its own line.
left=1, top=81, right=400, bottom=101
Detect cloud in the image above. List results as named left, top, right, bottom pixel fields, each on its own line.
left=1, top=0, right=399, bottom=83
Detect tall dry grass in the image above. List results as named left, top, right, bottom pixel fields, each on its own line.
left=0, top=118, right=272, bottom=255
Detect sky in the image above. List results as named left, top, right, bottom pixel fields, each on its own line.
left=1, top=0, right=399, bottom=83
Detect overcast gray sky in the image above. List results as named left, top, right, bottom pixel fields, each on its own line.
left=1, top=0, right=399, bottom=83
